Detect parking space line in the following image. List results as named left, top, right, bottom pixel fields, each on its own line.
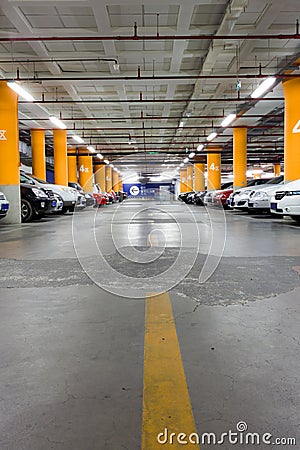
left=142, top=292, right=200, bottom=449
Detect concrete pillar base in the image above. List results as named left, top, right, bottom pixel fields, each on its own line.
left=0, top=185, right=21, bottom=224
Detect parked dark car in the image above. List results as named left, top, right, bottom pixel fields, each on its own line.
left=20, top=184, right=51, bottom=222
left=178, top=191, right=194, bottom=203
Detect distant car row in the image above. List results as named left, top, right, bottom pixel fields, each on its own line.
left=0, top=171, right=127, bottom=223
left=178, top=175, right=300, bottom=223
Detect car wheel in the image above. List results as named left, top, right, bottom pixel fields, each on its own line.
left=290, top=215, right=300, bottom=223
left=21, top=199, right=34, bottom=222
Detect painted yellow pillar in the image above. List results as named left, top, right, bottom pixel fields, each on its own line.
left=283, top=78, right=300, bottom=181
left=68, top=148, right=77, bottom=183
left=186, top=165, right=193, bottom=191
left=106, top=166, right=112, bottom=192
left=31, top=129, right=46, bottom=181
left=78, top=149, right=93, bottom=192
left=0, top=81, right=21, bottom=223
left=274, top=163, right=281, bottom=176
left=194, top=163, right=205, bottom=191
left=118, top=175, right=123, bottom=192
left=233, top=127, right=247, bottom=189
left=112, top=169, right=119, bottom=191
left=207, top=150, right=221, bottom=191
left=53, top=129, right=68, bottom=186
left=94, top=165, right=106, bottom=192
left=180, top=169, right=187, bottom=193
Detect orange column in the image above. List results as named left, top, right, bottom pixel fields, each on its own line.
left=186, top=165, right=193, bottom=191
left=31, top=129, right=46, bottom=181
left=68, top=148, right=77, bottom=183
left=106, top=166, right=112, bottom=192
left=283, top=78, right=300, bottom=181
left=0, top=80, right=21, bottom=223
left=233, top=128, right=247, bottom=189
left=180, top=169, right=187, bottom=193
left=112, top=169, right=119, bottom=191
left=207, top=149, right=221, bottom=190
left=194, top=163, right=205, bottom=191
left=94, top=165, right=106, bottom=192
left=78, top=149, right=93, bottom=192
left=274, top=163, right=281, bottom=176
left=53, top=129, right=68, bottom=186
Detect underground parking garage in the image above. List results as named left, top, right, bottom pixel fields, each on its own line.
left=0, top=1, right=300, bottom=449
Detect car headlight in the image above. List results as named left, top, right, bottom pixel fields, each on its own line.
left=253, top=191, right=268, bottom=199
left=32, top=188, right=47, bottom=198
left=286, top=190, right=300, bottom=196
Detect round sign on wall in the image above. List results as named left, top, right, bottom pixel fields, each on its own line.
left=129, top=185, right=140, bottom=196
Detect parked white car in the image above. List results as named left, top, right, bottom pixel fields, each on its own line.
left=247, top=181, right=285, bottom=213
left=270, top=178, right=300, bottom=222
left=0, top=191, right=10, bottom=220
left=20, top=171, right=78, bottom=213
left=231, top=176, right=284, bottom=210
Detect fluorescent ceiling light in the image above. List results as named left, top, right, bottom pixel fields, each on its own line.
left=183, top=157, right=189, bottom=163
left=207, top=132, right=217, bottom=142
left=197, top=144, right=204, bottom=151
left=179, top=121, right=184, bottom=128
left=180, top=163, right=184, bottom=167
left=97, top=153, right=103, bottom=159
left=221, top=113, right=237, bottom=127
left=7, top=81, right=34, bottom=102
left=104, top=159, right=109, bottom=164
left=49, top=116, right=67, bottom=129
left=87, top=145, right=95, bottom=152
left=72, top=135, right=84, bottom=144
left=110, top=164, right=114, bottom=168
left=251, top=77, right=276, bottom=99
left=189, top=152, right=195, bottom=158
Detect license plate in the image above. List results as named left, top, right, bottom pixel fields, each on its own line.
left=270, top=202, right=277, bottom=210
left=41, top=202, right=45, bottom=208
left=1, top=203, right=9, bottom=211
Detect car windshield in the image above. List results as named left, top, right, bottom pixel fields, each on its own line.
left=20, top=174, right=34, bottom=185
left=247, top=179, right=270, bottom=187
left=29, top=174, right=47, bottom=184
left=265, top=175, right=284, bottom=185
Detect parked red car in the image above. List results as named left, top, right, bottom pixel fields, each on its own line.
left=93, top=184, right=107, bottom=207
left=213, top=188, right=234, bottom=209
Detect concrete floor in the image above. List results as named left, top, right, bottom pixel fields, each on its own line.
left=0, top=199, right=299, bottom=449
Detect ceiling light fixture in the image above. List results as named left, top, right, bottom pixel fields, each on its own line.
left=180, top=163, right=184, bottom=167
left=197, top=144, right=204, bottom=151
left=189, top=152, right=195, bottom=158
left=251, top=77, right=276, bottom=99
left=49, top=115, right=67, bottom=129
left=104, top=159, right=109, bottom=164
left=72, top=135, right=84, bottom=144
left=207, top=132, right=217, bottom=142
left=183, top=157, right=189, bottom=163
left=179, top=121, right=184, bottom=128
left=97, top=153, right=103, bottom=159
left=7, top=81, right=34, bottom=102
left=87, top=145, right=95, bottom=152
left=221, top=113, right=237, bottom=127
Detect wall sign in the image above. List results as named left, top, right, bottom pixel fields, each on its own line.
left=292, top=120, right=300, bottom=134
left=0, top=130, right=7, bottom=140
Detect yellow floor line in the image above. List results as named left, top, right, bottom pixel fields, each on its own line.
left=142, top=292, right=200, bottom=449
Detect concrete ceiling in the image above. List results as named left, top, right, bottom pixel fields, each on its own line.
left=1, top=0, right=300, bottom=177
